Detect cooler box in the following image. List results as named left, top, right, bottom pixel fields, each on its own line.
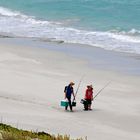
left=61, top=100, right=68, bottom=107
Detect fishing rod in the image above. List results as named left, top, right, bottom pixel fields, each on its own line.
left=72, top=75, right=85, bottom=106
left=93, top=81, right=111, bottom=100
left=74, top=75, right=85, bottom=98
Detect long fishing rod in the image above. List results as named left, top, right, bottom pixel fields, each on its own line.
left=72, top=75, right=85, bottom=106
left=93, top=81, right=111, bottom=100
left=75, top=75, right=85, bottom=98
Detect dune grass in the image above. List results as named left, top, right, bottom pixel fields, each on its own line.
left=0, top=123, right=84, bottom=140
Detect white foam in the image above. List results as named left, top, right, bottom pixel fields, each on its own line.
left=0, top=6, right=22, bottom=17
left=0, top=6, right=140, bottom=54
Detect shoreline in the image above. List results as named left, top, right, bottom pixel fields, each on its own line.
left=0, top=37, right=140, bottom=76
left=0, top=37, right=140, bottom=140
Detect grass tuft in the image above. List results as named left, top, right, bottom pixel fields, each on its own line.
left=0, top=123, right=84, bottom=140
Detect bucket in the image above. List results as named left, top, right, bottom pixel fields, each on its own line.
left=72, top=101, right=76, bottom=107
left=81, top=99, right=88, bottom=110
left=80, top=99, right=88, bottom=105
left=60, top=100, right=68, bottom=107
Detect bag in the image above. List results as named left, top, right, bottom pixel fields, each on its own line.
left=80, top=99, right=88, bottom=105
left=81, top=99, right=88, bottom=110
left=72, top=100, right=76, bottom=107
left=60, top=100, right=68, bottom=107
left=64, top=86, right=67, bottom=93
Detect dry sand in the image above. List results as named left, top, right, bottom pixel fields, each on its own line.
left=0, top=38, right=140, bottom=140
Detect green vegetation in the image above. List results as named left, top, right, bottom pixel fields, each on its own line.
left=0, top=123, right=84, bottom=140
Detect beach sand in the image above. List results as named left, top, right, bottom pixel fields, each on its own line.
left=0, top=38, right=140, bottom=140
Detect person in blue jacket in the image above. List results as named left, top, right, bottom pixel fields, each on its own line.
left=64, top=82, right=75, bottom=111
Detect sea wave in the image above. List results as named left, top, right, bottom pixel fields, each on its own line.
left=109, top=28, right=140, bottom=37
left=0, top=6, right=140, bottom=54
left=0, top=6, right=20, bottom=16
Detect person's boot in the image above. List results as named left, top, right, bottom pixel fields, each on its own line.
left=65, top=106, right=68, bottom=110
left=84, top=104, right=88, bottom=111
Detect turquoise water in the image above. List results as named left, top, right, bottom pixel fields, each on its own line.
left=0, top=0, right=140, bottom=54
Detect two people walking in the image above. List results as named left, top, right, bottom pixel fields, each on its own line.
left=64, top=82, right=93, bottom=111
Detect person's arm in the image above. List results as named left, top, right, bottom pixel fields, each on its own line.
left=91, top=91, right=93, bottom=100
left=72, top=87, right=75, bottom=100
left=72, top=92, right=75, bottom=100
left=85, top=89, right=87, bottom=99
left=64, top=86, right=67, bottom=99
left=64, top=92, right=67, bottom=99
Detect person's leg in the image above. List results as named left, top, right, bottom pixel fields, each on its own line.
left=67, top=98, right=73, bottom=111
left=84, top=100, right=88, bottom=110
left=88, top=104, right=91, bottom=110
left=88, top=100, right=92, bottom=110
left=65, top=105, right=68, bottom=110
left=65, top=98, right=68, bottom=110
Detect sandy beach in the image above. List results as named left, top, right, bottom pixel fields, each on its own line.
left=0, top=38, right=140, bottom=140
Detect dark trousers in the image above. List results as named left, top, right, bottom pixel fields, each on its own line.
left=84, top=101, right=88, bottom=110
left=65, top=97, right=72, bottom=111
left=84, top=99, right=92, bottom=110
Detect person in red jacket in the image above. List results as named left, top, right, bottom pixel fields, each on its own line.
left=84, top=85, right=93, bottom=110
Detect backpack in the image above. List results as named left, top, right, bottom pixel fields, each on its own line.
left=64, top=86, right=67, bottom=93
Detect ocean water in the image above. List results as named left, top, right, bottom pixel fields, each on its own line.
left=0, top=0, right=140, bottom=54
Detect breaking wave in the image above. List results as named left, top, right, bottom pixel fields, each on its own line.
left=0, top=6, right=140, bottom=54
